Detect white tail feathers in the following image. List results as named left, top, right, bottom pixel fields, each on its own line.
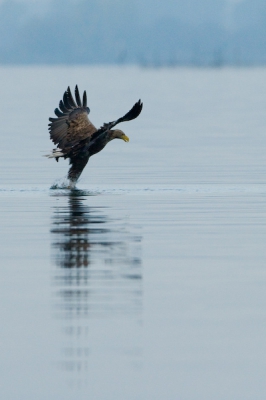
left=45, top=148, right=64, bottom=158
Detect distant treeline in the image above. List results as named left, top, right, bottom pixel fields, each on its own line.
left=0, top=0, right=266, bottom=66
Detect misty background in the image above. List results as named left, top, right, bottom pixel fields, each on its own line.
left=0, top=0, right=265, bottom=66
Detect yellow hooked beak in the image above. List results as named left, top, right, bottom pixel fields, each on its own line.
left=121, top=134, right=129, bottom=142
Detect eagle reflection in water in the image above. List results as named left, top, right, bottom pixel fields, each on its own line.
left=50, top=192, right=142, bottom=319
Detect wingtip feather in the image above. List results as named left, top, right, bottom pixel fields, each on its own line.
left=75, top=85, right=82, bottom=107
left=83, top=90, right=87, bottom=107
left=66, top=86, right=77, bottom=108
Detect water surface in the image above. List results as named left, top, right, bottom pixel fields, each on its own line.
left=1, top=67, right=266, bottom=399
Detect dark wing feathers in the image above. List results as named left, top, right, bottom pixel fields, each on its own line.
left=48, top=86, right=96, bottom=152
left=75, top=85, right=82, bottom=107
left=66, top=86, right=77, bottom=108
left=48, top=88, right=143, bottom=157
left=118, top=99, right=143, bottom=123
left=49, top=117, right=59, bottom=122
left=59, top=100, right=69, bottom=114
left=83, top=90, right=87, bottom=107
left=90, top=100, right=143, bottom=143
left=62, top=91, right=70, bottom=109
left=98, top=99, right=143, bottom=133
left=54, top=108, right=66, bottom=117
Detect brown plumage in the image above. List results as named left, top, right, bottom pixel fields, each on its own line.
left=47, top=85, right=143, bottom=185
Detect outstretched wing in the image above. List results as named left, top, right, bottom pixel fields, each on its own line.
left=93, top=100, right=143, bottom=139
left=48, top=85, right=97, bottom=152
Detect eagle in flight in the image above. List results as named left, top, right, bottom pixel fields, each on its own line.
left=47, top=85, right=143, bottom=185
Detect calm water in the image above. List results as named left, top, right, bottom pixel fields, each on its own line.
left=1, top=66, right=266, bottom=399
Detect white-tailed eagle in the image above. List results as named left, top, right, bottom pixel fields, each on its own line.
left=47, top=85, right=143, bottom=185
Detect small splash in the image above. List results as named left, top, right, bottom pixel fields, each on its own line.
left=49, top=177, right=99, bottom=196
left=50, top=177, right=77, bottom=190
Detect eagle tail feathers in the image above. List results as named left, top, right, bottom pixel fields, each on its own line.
left=45, top=148, right=65, bottom=159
